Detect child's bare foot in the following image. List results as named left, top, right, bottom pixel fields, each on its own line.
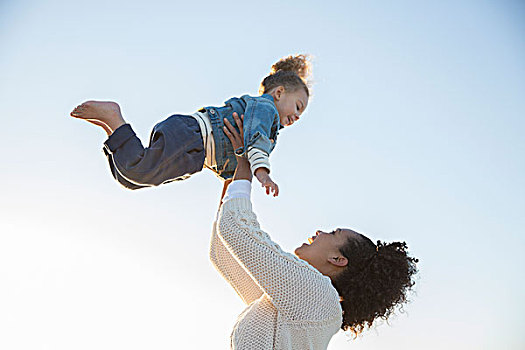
left=70, top=101, right=126, bottom=133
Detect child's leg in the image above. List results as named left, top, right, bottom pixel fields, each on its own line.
left=70, top=101, right=126, bottom=135
left=80, top=111, right=206, bottom=191
left=104, top=149, right=150, bottom=190
left=71, top=101, right=205, bottom=189
left=102, top=115, right=205, bottom=189
left=70, top=101, right=146, bottom=189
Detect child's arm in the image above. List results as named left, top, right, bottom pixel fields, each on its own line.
left=226, top=112, right=279, bottom=196
left=240, top=100, right=277, bottom=172
left=246, top=146, right=279, bottom=196
left=235, top=98, right=281, bottom=196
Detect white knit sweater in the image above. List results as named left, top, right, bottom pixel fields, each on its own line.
left=210, top=186, right=342, bottom=349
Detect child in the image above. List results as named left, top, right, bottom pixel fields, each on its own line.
left=70, top=54, right=311, bottom=196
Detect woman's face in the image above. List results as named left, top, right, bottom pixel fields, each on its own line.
left=295, top=228, right=361, bottom=274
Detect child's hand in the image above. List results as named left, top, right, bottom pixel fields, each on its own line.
left=255, top=168, right=279, bottom=197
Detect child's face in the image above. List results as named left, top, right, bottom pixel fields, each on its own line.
left=271, top=86, right=309, bottom=127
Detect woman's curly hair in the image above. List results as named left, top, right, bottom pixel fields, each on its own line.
left=331, top=232, right=419, bottom=337
left=259, top=54, right=312, bottom=96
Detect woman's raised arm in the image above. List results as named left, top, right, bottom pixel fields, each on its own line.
left=210, top=113, right=266, bottom=305
left=218, top=113, right=251, bottom=204
left=214, top=115, right=341, bottom=320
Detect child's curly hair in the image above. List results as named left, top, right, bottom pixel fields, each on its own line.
left=331, top=233, right=419, bottom=337
left=259, top=54, right=312, bottom=96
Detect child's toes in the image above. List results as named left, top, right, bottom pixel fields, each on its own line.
left=70, top=106, right=84, bottom=117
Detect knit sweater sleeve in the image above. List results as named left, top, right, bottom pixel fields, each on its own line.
left=209, top=222, right=264, bottom=305
left=215, top=198, right=341, bottom=321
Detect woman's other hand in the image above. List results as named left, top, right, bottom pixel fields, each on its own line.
left=223, top=113, right=252, bottom=182
left=223, top=112, right=244, bottom=151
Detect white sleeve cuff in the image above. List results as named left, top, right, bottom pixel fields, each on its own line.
left=247, top=147, right=271, bottom=174
left=222, top=179, right=252, bottom=203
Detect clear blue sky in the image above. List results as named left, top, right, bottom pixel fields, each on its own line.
left=1, top=1, right=524, bottom=349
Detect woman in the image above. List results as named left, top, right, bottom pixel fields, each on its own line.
left=211, top=114, right=418, bottom=349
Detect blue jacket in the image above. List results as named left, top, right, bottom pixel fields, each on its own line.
left=201, top=94, right=281, bottom=179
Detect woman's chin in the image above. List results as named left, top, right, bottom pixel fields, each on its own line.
left=294, top=243, right=309, bottom=257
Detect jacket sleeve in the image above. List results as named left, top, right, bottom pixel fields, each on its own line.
left=215, top=198, right=341, bottom=321
left=242, top=98, right=278, bottom=156
left=246, top=147, right=271, bottom=174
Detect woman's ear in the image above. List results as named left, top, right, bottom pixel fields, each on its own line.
left=328, top=256, right=348, bottom=267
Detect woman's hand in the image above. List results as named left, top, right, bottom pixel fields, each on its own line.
left=223, top=112, right=244, bottom=151
left=223, top=113, right=252, bottom=182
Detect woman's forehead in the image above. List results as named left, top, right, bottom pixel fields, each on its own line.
left=338, top=228, right=362, bottom=241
